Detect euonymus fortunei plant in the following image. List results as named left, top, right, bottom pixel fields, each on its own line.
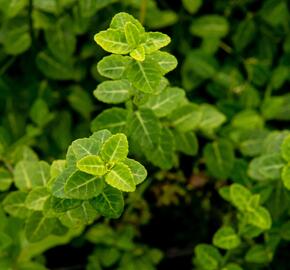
left=2, top=1, right=290, bottom=269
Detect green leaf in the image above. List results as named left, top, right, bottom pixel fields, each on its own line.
left=281, top=135, right=290, bottom=162
left=50, top=197, right=82, bottom=213
left=0, top=232, right=12, bottom=251
left=91, top=108, right=128, bottom=134
left=25, top=211, right=58, bottom=242
left=213, top=226, right=240, bottom=250
left=146, top=128, right=175, bottom=170
left=125, top=22, right=140, bottom=48
left=123, top=158, right=147, bottom=185
left=169, top=104, right=202, bottom=132
left=3, top=191, right=30, bottom=218
left=126, top=59, right=162, bottom=93
left=66, top=137, right=102, bottom=166
left=142, top=87, right=185, bottom=117
left=90, top=185, right=124, bottom=218
left=222, top=263, right=243, bottom=270
left=248, top=154, right=284, bottom=181
left=77, top=155, right=107, bottom=176
left=110, top=12, right=144, bottom=33
left=90, top=130, right=112, bottom=145
left=147, top=51, right=177, bottom=75
left=182, top=0, right=202, bottom=14
left=105, top=163, right=135, bottom=192
left=198, top=104, right=226, bottom=134
left=94, top=79, right=132, bottom=104
left=14, top=161, right=50, bottom=190
left=68, top=86, right=94, bottom=119
left=36, top=51, right=75, bottom=80
left=0, top=167, right=12, bottom=191
left=248, top=206, right=272, bottom=230
left=172, top=130, right=198, bottom=156
left=44, top=17, right=76, bottom=61
left=190, top=15, right=229, bottom=38
left=130, top=44, right=145, bottom=61
left=51, top=167, right=77, bottom=198
left=25, top=187, right=50, bottom=211
left=194, top=244, right=222, bottom=270
left=100, top=133, right=128, bottom=163
left=59, top=201, right=98, bottom=227
left=230, top=184, right=252, bottom=211
left=64, top=171, right=104, bottom=200
left=245, top=245, right=272, bottom=263
left=94, top=29, right=132, bottom=54
left=143, top=32, right=171, bottom=53
left=204, top=139, right=235, bottom=179
left=97, top=55, right=131, bottom=79
left=282, top=164, right=290, bottom=190
left=29, top=98, right=54, bottom=127
left=127, top=108, right=161, bottom=149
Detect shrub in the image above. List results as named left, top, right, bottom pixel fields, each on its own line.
left=1, top=1, right=290, bottom=269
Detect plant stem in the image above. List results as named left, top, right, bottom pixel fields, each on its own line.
left=139, top=0, right=147, bottom=24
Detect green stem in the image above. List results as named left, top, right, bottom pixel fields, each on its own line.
left=0, top=57, right=16, bottom=76
left=139, top=0, right=147, bottom=24
left=221, top=250, right=232, bottom=267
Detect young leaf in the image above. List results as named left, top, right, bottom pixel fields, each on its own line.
left=77, top=155, right=107, bottom=176
left=110, top=12, right=144, bottom=33
left=100, top=133, right=128, bottom=163
left=91, top=108, right=128, bottom=134
left=123, top=158, right=147, bottom=185
left=90, top=185, right=124, bottom=218
left=130, top=45, right=145, bottom=61
left=105, top=163, right=135, bottom=192
left=66, top=137, right=101, bottom=166
left=126, top=59, right=162, bottom=93
left=90, top=129, right=112, bottom=145
left=124, top=22, right=140, bottom=47
left=94, top=29, right=132, bottom=54
left=213, top=226, right=240, bottom=250
left=64, top=171, right=104, bottom=200
left=97, top=55, right=131, bottom=80
left=94, top=79, right=132, bottom=104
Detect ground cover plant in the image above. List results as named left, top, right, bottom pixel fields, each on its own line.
left=1, top=0, right=290, bottom=269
